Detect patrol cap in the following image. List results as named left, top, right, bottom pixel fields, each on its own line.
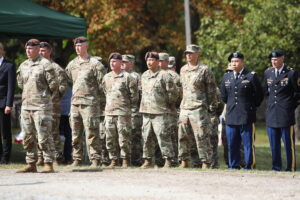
left=269, top=49, right=284, bottom=58
left=228, top=52, right=244, bottom=61
left=40, top=41, right=52, bottom=50
left=158, top=52, right=169, bottom=61
left=25, top=39, right=40, bottom=47
left=122, top=54, right=135, bottom=62
left=73, top=36, right=88, bottom=45
left=108, top=52, right=122, bottom=61
left=145, top=51, right=159, bottom=60
left=168, top=56, right=176, bottom=68
left=184, top=44, right=200, bottom=54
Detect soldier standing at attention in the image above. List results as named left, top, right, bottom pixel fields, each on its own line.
left=220, top=52, right=263, bottom=170
left=140, top=52, right=178, bottom=168
left=264, top=50, right=299, bottom=171
left=121, top=54, right=143, bottom=166
left=17, top=39, right=59, bottom=173
left=37, top=42, right=68, bottom=166
left=103, top=53, right=138, bottom=168
left=158, top=53, right=181, bottom=166
left=66, top=37, right=105, bottom=167
left=178, top=44, right=217, bottom=169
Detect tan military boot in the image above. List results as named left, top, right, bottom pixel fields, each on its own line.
left=140, top=159, right=152, bottom=169
left=202, top=163, right=211, bottom=169
left=36, top=157, right=44, bottom=166
left=16, top=163, right=37, bottom=173
left=70, top=160, right=81, bottom=167
left=122, top=159, right=129, bottom=168
left=179, top=160, right=188, bottom=168
left=90, top=160, right=99, bottom=167
left=41, top=163, right=55, bottom=173
left=108, top=159, right=117, bottom=168
left=163, top=158, right=172, bottom=168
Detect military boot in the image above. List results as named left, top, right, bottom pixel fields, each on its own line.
left=90, top=160, right=100, bottom=167
left=36, top=157, right=44, bottom=166
left=179, top=160, right=188, bottom=168
left=108, top=159, right=117, bottom=168
left=41, top=163, right=55, bottom=173
left=163, top=158, right=172, bottom=168
left=122, top=159, right=129, bottom=168
left=16, top=163, right=37, bottom=173
left=70, top=160, right=81, bottom=167
left=140, top=159, right=152, bottom=169
left=202, top=163, right=211, bottom=169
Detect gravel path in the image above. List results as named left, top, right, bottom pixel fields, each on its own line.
left=0, top=168, right=299, bottom=200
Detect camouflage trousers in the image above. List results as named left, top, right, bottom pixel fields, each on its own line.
left=178, top=108, right=213, bottom=164
left=105, top=115, right=131, bottom=160
left=142, top=113, right=174, bottom=160
left=99, top=116, right=109, bottom=164
left=37, top=112, right=62, bottom=161
left=21, top=109, right=54, bottom=164
left=131, top=113, right=143, bottom=166
left=70, top=104, right=101, bottom=161
left=169, top=113, right=179, bottom=161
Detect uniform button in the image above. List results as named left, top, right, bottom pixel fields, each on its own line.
left=235, top=102, right=238, bottom=105
left=235, top=87, right=237, bottom=89
left=275, top=96, right=277, bottom=98
left=275, top=85, right=277, bottom=87
left=275, top=90, right=277, bottom=93
left=275, top=101, right=277, bottom=104
left=235, top=97, right=237, bottom=99
left=235, top=92, right=238, bottom=94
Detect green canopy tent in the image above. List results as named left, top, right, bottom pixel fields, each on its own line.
left=0, top=0, right=86, bottom=39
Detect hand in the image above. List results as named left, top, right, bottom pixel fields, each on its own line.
left=219, top=114, right=225, bottom=122
left=4, top=106, right=12, bottom=114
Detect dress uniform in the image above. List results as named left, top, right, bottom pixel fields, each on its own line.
left=264, top=50, right=300, bottom=171
left=220, top=52, right=263, bottom=169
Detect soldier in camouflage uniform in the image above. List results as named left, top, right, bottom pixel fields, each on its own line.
left=66, top=37, right=105, bottom=167
left=16, top=39, right=59, bottom=173
left=122, top=54, right=143, bottom=166
left=178, top=44, right=217, bottom=169
left=158, top=53, right=182, bottom=166
left=36, top=42, right=68, bottom=166
left=140, top=52, right=179, bottom=168
left=102, top=53, right=138, bottom=168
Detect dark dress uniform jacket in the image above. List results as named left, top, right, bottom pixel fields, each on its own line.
left=0, top=59, right=15, bottom=108
left=264, top=65, right=300, bottom=128
left=220, top=69, right=263, bottom=125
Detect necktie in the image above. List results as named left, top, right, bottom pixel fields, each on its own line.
left=235, top=73, right=239, bottom=80
left=276, top=70, right=280, bottom=77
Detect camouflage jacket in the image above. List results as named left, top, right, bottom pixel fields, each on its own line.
left=66, top=56, right=106, bottom=107
left=51, top=62, right=69, bottom=113
left=140, top=69, right=178, bottom=114
left=17, top=56, right=59, bottom=110
left=129, top=71, right=141, bottom=114
left=167, top=69, right=182, bottom=111
left=103, top=71, right=138, bottom=116
left=180, top=63, right=217, bottom=112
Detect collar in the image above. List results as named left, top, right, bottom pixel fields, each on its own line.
left=234, top=68, right=244, bottom=78
left=0, top=57, right=3, bottom=66
left=112, top=71, right=124, bottom=78
left=275, top=64, right=285, bottom=74
left=148, top=69, right=160, bottom=78
left=77, top=55, right=91, bottom=64
left=186, top=63, right=200, bottom=71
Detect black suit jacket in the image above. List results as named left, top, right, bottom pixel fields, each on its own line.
left=0, top=59, right=16, bottom=108
left=220, top=69, right=264, bottom=125
left=264, top=65, right=300, bottom=128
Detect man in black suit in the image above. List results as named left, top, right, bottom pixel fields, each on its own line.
left=0, top=42, right=16, bottom=164
left=220, top=52, right=263, bottom=169
left=264, top=50, right=300, bottom=171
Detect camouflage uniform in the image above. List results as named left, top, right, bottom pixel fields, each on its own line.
left=178, top=63, right=217, bottom=165
left=17, top=56, right=59, bottom=164
left=37, top=62, right=68, bottom=162
left=140, top=69, right=178, bottom=160
left=103, top=71, right=138, bottom=161
left=66, top=56, right=105, bottom=162
left=129, top=71, right=143, bottom=166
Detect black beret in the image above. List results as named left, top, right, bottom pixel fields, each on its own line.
left=228, top=52, right=244, bottom=61
left=108, top=52, right=122, bottom=61
left=40, top=41, right=52, bottom=50
left=25, top=39, right=40, bottom=47
left=269, top=49, right=284, bottom=58
left=73, top=36, right=88, bottom=45
left=145, top=51, right=159, bottom=60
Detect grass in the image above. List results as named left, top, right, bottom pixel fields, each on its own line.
left=2, top=126, right=300, bottom=172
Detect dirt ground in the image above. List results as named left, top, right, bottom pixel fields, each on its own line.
left=0, top=167, right=299, bottom=200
